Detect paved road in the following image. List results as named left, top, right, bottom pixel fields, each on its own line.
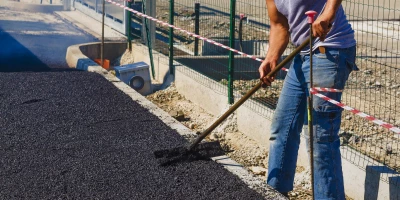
left=0, top=72, right=270, bottom=199
left=0, top=3, right=97, bottom=72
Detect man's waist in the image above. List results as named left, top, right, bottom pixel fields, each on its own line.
left=299, top=38, right=357, bottom=55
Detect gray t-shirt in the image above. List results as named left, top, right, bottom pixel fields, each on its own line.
left=274, top=0, right=356, bottom=51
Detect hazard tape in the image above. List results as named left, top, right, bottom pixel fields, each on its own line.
left=310, top=88, right=400, bottom=134
left=108, top=0, right=400, bottom=134
left=312, top=87, right=343, bottom=92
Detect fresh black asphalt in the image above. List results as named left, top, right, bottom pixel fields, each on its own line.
left=0, top=72, right=266, bottom=199
left=0, top=4, right=268, bottom=199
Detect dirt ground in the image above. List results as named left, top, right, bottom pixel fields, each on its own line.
left=146, top=84, right=315, bottom=199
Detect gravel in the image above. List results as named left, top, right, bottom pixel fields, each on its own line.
left=146, top=84, right=314, bottom=199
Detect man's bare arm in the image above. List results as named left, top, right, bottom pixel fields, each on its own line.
left=264, top=0, right=289, bottom=64
left=259, top=0, right=290, bottom=86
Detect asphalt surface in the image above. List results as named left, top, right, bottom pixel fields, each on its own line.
left=0, top=72, right=266, bottom=199
left=0, top=3, right=268, bottom=199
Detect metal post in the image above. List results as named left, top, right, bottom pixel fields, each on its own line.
left=169, top=0, right=174, bottom=75
left=125, top=0, right=132, bottom=51
left=142, top=0, right=155, bottom=49
left=228, top=0, right=236, bottom=104
left=194, top=3, right=200, bottom=56
left=63, top=0, right=72, bottom=11
left=50, top=0, right=52, bottom=4
left=143, top=0, right=156, bottom=79
left=305, top=10, right=317, bottom=200
left=239, top=14, right=245, bottom=52
left=101, top=0, right=105, bottom=68
left=307, top=27, right=315, bottom=200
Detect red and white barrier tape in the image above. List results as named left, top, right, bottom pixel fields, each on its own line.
left=310, top=88, right=400, bottom=134
left=108, top=0, right=400, bottom=134
left=312, top=87, right=342, bottom=92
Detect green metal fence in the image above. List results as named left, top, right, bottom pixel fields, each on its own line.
left=128, top=0, right=400, bottom=187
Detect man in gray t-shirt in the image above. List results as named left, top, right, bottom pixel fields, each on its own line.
left=259, top=0, right=357, bottom=199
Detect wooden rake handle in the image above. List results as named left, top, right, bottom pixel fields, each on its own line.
left=188, top=37, right=312, bottom=151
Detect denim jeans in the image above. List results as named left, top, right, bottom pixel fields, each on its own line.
left=266, top=46, right=357, bottom=200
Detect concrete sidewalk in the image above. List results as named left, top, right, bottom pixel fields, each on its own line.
left=55, top=10, right=126, bottom=41
left=0, top=1, right=97, bottom=71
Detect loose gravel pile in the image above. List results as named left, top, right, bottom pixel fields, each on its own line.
left=0, top=71, right=274, bottom=199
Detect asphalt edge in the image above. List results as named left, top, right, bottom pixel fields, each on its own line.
left=65, top=42, right=286, bottom=200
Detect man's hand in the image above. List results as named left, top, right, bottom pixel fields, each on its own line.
left=313, top=0, right=343, bottom=41
left=312, top=15, right=332, bottom=41
left=259, top=59, right=277, bottom=87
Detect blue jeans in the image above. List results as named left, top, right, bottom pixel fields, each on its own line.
left=267, top=46, right=357, bottom=200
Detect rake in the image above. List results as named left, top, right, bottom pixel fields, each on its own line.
left=154, top=37, right=311, bottom=166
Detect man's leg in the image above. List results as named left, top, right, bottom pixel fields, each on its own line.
left=303, top=46, right=356, bottom=200
left=267, top=55, right=307, bottom=192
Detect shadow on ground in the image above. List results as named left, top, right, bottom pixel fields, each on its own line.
left=0, top=15, right=96, bottom=72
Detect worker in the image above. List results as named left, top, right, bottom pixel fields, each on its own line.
left=259, top=0, right=357, bottom=199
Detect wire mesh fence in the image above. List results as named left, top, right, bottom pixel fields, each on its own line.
left=170, top=0, right=232, bottom=95
left=340, top=0, right=400, bottom=184
left=127, top=0, right=400, bottom=186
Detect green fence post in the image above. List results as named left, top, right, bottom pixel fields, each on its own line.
left=142, top=0, right=156, bottom=79
left=169, top=0, right=174, bottom=75
left=125, top=0, right=132, bottom=51
left=194, top=3, right=200, bottom=56
left=228, top=0, right=236, bottom=104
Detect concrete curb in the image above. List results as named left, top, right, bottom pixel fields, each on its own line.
left=66, top=41, right=127, bottom=71
left=65, top=42, right=286, bottom=199
left=65, top=44, right=99, bottom=72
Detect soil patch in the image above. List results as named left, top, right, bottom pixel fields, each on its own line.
left=146, top=84, right=315, bottom=199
